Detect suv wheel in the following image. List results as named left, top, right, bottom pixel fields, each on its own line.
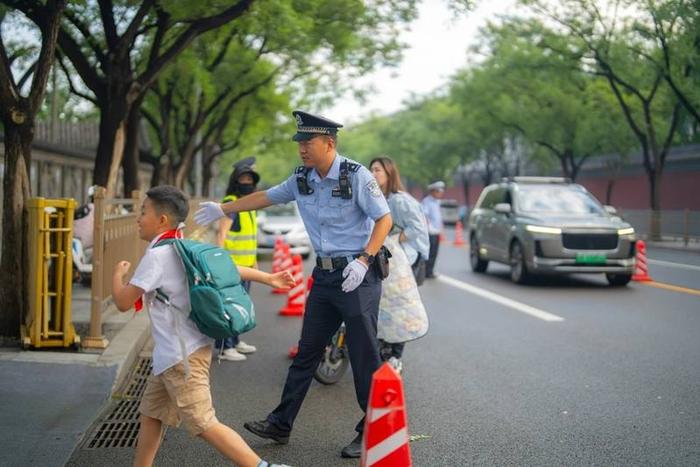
left=470, top=236, right=488, bottom=273
left=509, top=240, right=530, bottom=284
left=606, top=273, right=632, bottom=286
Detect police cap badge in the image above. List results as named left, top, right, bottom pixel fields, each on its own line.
left=292, top=110, right=343, bottom=142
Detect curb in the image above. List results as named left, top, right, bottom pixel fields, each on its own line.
left=95, top=310, right=150, bottom=393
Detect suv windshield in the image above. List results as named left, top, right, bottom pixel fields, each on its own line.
left=516, top=185, right=605, bottom=215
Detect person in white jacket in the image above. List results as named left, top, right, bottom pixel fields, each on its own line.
left=370, top=156, right=430, bottom=373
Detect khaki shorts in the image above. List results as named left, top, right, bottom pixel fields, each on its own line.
left=139, top=345, right=218, bottom=435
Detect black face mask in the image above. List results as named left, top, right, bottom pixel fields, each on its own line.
left=238, top=184, right=256, bottom=196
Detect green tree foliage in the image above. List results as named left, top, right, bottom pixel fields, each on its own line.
left=520, top=0, right=685, bottom=238
left=453, top=19, right=635, bottom=181
left=341, top=95, right=466, bottom=189
left=142, top=0, right=420, bottom=192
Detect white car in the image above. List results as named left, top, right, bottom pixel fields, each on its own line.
left=257, top=202, right=312, bottom=258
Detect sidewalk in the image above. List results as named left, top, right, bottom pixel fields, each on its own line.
left=0, top=226, right=214, bottom=466
left=0, top=285, right=150, bottom=467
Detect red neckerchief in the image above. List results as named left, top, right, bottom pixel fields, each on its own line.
left=134, top=228, right=183, bottom=312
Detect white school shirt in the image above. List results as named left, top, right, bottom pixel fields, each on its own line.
left=129, top=233, right=212, bottom=375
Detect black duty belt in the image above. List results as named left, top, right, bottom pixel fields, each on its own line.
left=316, top=254, right=361, bottom=271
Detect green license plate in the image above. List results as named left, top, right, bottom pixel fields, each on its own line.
left=575, top=254, right=607, bottom=264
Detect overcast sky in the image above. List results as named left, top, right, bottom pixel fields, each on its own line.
left=323, top=0, right=516, bottom=125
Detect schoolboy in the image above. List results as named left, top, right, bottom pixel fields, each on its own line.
left=112, top=185, right=293, bottom=467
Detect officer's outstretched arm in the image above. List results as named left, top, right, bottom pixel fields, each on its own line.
left=222, top=190, right=273, bottom=215
left=195, top=191, right=273, bottom=226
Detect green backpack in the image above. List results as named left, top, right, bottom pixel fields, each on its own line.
left=155, top=239, right=256, bottom=339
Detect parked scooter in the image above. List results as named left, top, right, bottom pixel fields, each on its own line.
left=72, top=187, right=95, bottom=286
left=71, top=237, right=92, bottom=285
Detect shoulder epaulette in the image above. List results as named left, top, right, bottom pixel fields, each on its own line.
left=294, top=166, right=311, bottom=175
left=346, top=162, right=361, bottom=173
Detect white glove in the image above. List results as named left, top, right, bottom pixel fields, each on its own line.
left=341, top=259, right=369, bottom=293
left=194, top=202, right=225, bottom=226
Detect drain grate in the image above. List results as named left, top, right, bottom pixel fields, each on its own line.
left=81, top=357, right=152, bottom=450
left=83, top=420, right=142, bottom=449
left=119, top=356, right=152, bottom=400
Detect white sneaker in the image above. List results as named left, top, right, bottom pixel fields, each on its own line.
left=235, top=341, right=257, bottom=354
left=388, top=357, right=403, bottom=374
left=220, top=348, right=247, bottom=361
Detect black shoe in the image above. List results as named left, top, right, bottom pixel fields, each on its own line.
left=243, top=420, right=290, bottom=445
left=340, top=433, right=363, bottom=458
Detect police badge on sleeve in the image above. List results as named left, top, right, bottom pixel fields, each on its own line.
left=366, top=179, right=382, bottom=197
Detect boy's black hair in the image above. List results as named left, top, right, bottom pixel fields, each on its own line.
left=146, top=185, right=189, bottom=225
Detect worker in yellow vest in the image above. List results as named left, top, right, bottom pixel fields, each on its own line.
left=215, top=158, right=260, bottom=361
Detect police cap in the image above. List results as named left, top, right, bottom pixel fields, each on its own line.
left=292, top=110, right=343, bottom=142
left=428, top=180, right=445, bottom=192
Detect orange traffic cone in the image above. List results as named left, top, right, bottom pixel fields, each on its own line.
left=271, top=237, right=285, bottom=274
left=453, top=221, right=465, bottom=246
left=361, top=363, right=412, bottom=467
left=279, top=254, right=306, bottom=316
left=273, top=244, right=293, bottom=294
left=632, top=240, right=652, bottom=282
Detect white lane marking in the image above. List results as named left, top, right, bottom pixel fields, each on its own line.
left=437, top=275, right=565, bottom=322
left=648, top=259, right=700, bottom=272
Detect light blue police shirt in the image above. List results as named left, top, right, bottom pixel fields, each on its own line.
left=266, top=154, right=390, bottom=257
left=421, top=195, right=443, bottom=235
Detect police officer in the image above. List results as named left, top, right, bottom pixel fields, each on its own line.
left=422, top=180, right=445, bottom=278
left=194, top=110, right=392, bottom=458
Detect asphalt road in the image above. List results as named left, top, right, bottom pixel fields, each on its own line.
left=68, top=239, right=700, bottom=466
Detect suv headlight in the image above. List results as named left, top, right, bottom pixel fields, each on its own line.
left=525, top=225, right=562, bottom=234
left=617, top=227, right=635, bottom=236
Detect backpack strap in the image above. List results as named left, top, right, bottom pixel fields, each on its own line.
left=154, top=240, right=196, bottom=379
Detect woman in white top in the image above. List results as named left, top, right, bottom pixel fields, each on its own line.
left=369, top=156, right=430, bottom=373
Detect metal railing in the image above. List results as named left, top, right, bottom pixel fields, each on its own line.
left=618, top=209, right=700, bottom=246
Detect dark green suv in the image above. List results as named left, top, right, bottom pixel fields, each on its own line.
left=468, top=177, right=636, bottom=286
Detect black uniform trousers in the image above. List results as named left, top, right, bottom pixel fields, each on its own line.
left=426, top=233, right=441, bottom=277
left=267, top=265, right=382, bottom=434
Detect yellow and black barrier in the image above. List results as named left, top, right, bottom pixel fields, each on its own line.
left=22, top=198, right=80, bottom=349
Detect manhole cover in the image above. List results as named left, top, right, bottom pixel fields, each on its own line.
left=81, top=357, right=152, bottom=450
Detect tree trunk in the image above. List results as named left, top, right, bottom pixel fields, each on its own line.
left=122, top=96, right=146, bottom=196
left=106, top=122, right=126, bottom=200
left=560, top=150, right=573, bottom=180
left=94, top=106, right=126, bottom=188
left=605, top=179, right=615, bottom=205
left=0, top=122, right=33, bottom=338
left=648, top=167, right=663, bottom=241
left=174, top=143, right=198, bottom=189
left=140, top=151, right=162, bottom=187
left=202, top=149, right=215, bottom=198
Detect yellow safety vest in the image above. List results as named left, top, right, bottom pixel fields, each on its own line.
left=223, top=194, right=257, bottom=267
